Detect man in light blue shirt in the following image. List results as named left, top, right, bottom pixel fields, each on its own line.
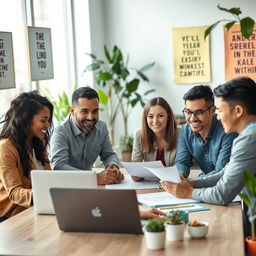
left=161, top=77, right=256, bottom=237
left=49, top=87, right=124, bottom=185
left=175, top=85, right=237, bottom=177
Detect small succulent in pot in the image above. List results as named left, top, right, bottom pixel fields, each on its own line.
left=165, top=210, right=183, bottom=225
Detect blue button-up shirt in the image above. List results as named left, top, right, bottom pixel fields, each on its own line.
left=49, top=115, right=119, bottom=170
left=175, top=115, right=238, bottom=177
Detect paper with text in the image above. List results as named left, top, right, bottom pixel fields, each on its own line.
left=105, top=175, right=160, bottom=190
left=137, top=192, right=199, bottom=208
left=144, top=166, right=181, bottom=183
left=121, top=161, right=164, bottom=180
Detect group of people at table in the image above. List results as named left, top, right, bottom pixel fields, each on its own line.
left=0, top=76, right=256, bottom=239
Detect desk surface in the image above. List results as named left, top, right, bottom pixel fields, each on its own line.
left=0, top=190, right=244, bottom=256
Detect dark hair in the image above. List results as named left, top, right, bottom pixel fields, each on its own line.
left=183, top=85, right=214, bottom=106
left=141, top=97, right=177, bottom=153
left=0, top=91, right=53, bottom=178
left=72, top=87, right=99, bottom=106
left=214, top=77, right=256, bottom=115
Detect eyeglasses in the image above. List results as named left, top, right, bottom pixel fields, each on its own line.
left=182, top=106, right=213, bottom=118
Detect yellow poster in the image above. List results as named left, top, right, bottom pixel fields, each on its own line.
left=224, top=24, right=256, bottom=81
left=172, top=26, right=211, bottom=84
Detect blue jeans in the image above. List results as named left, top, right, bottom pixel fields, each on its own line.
left=0, top=216, right=7, bottom=222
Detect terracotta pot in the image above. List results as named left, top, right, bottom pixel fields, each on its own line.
left=246, top=236, right=256, bottom=256
left=122, top=151, right=132, bottom=162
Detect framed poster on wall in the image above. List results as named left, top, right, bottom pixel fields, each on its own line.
left=172, top=26, right=211, bottom=84
left=224, top=24, right=256, bottom=81
left=0, top=31, right=15, bottom=90
left=27, top=26, right=54, bottom=81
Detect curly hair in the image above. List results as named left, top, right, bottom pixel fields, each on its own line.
left=0, top=91, right=53, bottom=178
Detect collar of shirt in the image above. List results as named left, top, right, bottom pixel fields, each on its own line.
left=241, top=117, right=256, bottom=135
left=193, top=114, right=218, bottom=142
left=69, top=114, right=99, bottom=137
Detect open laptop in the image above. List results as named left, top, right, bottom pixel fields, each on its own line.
left=50, top=188, right=143, bottom=234
left=31, top=170, right=97, bottom=215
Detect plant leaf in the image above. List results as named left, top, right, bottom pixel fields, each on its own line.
left=104, top=45, right=112, bottom=63
left=130, top=98, right=139, bottom=107
left=97, top=72, right=112, bottom=81
left=97, top=89, right=108, bottom=105
left=137, top=70, right=149, bottom=81
left=204, top=20, right=222, bottom=39
left=225, top=21, right=237, bottom=31
left=239, top=193, right=251, bottom=208
left=244, top=170, right=255, bottom=192
left=126, top=79, right=139, bottom=93
left=85, top=53, right=97, bottom=59
left=112, top=45, right=123, bottom=63
left=83, top=62, right=101, bottom=73
left=217, top=5, right=241, bottom=16
left=112, top=62, right=122, bottom=75
left=240, top=17, right=255, bottom=39
left=121, top=68, right=129, bottom=80
left=113, top=80, right=122, bottom=94
left=140, top=62, right=155, bottom=72
left=143, top=89, right=156, bottom=96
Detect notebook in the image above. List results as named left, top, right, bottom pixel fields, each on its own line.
left=50, top=188, right=143, bottom=234
left=31, top=170, right=97, bottom=214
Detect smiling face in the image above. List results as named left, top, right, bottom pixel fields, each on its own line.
left=30, top=106, right=51, bottom=140
left=216, top=97, right=238, bottom=133
left=71, top=97, right=99, bottom=135
left=184, top=98, right=215, bottom=137
left=146, top=105, right=168, bottom=135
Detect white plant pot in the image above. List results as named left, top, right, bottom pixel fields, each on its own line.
left=144, top=230, right=166, bottom=250
left=165, top=223, right=184, bottom=241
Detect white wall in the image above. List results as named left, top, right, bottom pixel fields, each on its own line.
left=88, top=0, right=256, bottom=142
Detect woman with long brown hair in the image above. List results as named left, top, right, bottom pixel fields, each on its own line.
left=131, top=97, right=178, bottom=181
left=0, top=91, right=53, bottom=221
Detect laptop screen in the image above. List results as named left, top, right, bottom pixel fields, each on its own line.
left=31, top=170, right=97, bottom=214
left=50, top=188, right=143, bottom=234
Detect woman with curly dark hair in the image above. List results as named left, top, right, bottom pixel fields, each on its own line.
left=0, top=91, right=53, bottom=221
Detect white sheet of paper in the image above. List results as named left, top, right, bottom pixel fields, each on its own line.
left=137, top=192, right=199, bottom=208
left=121, top=161, right=164, bottom=180
left=105, top=175, right=160, bottom=190
left=144, top=166, right=181, bottom=183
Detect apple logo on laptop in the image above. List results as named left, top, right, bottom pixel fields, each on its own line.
left=91, top=207, right=102, bottom=218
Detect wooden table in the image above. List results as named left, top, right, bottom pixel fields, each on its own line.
left=0, top=191, right=244, bottom=256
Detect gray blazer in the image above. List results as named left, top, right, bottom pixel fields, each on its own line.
left=131, top=129, right=178, bottom=166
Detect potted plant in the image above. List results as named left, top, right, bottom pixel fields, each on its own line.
left=144, top=217, right=166, bottom=250
left=239, top=170, right=256, bottom=256
left=204, top=5, right=255, bottom=39
left=119, top=135, right=133, bottom=162
left=165, top=210, right=184, bottom=241
left=84, top=45, right=155, bottom=144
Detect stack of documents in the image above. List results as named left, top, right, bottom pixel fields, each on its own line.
left=137, top=192, right=209, bottom=212
left=121, top=161, right=163, bottom=180
left=105, top=175, right=160, bottom=190
left=121, top=161, right=181, bottom=183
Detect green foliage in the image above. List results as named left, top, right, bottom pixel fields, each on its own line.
left=239, top=170, right=256, bottom=240
left=145, top=218, right=166, bottom=232
left=84, top=45, right=155, bottom=142
left=166, top=210, right=183, bottom=225
left=204, top=5, right=255, bottom=39
left=51, top=91, right=71, bottom=121
left=119, top=135, right=133, bottom=152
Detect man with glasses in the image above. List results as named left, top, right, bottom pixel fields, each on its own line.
left=175, top=85, right=237, bottom=178
left=161, top=77, right=256, bottom=239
